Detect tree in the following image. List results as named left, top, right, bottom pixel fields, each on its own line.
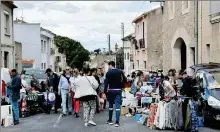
left=54, top=35, right=90, bottom=69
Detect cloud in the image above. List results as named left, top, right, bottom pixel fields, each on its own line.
left=38, top=2, right=80, bottom=14
left=91, top=2, right=122, bottom=13
left=13, top=1, right=159, bottom=51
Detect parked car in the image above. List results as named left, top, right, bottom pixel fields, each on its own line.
left=22, top=68, right=47, bottom=85
left=190, top=63, right=220, bottom=127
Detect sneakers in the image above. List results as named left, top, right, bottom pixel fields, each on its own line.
left=106, top=120, right=113, bottom=125
left=68, top=112, right=72, bottom=115
left=88, top=120, right=96, bottom=126
left=115, top=121, right=120, bottom=127
left=85, top=123, right=88, bottom=127
left=14, top=120, right=19, bottom=125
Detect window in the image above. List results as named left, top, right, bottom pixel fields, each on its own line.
left=41, top=40, right=43, bottom=52
left=4, top=11, right=10, bottom=35
left=133, top=64, right=135, bottom=69
left=44, top=41, right=46, bottom=53
left=41, top=63, right=44, bottom=69
left=137, top=60, right=139, bottom=69
left=4, top=51, right=9, bottom=68
left=44, top=63, right=46, bottom=69
left=207, top=44, right=210, bottom=62
left=127, top=53, right=129, bottom=60
left=124, top=53, right=126, bottom=60
left=144, top=61, right=146, bottom=69
left=182, top=1, right=190, bottom=14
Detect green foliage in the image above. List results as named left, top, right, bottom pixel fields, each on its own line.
left=54, top=35, right=90, bottom=68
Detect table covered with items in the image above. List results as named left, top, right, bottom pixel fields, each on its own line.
left=121, top=81, right=203, bottom=132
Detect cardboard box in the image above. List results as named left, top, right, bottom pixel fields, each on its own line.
left=121, top=106, right=129, bottom=116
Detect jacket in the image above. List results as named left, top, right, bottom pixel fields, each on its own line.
left=58, top=75, right=70, bottom=90
left=104, top=69, right=126, bottom=93
left=73, top=75, right=99, bottom=99
left=8, top=75, right=21, bottom=101
left=47, top=73, right=60, bottom=92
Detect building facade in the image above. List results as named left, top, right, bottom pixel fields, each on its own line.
left=40, top=27, right=54, bottom=70
left=122, top=34, right=133, bottom=76
left=14, top=22, right=41, bottom=69
left=132, top=7, right=163, bottom=71
left=1, top=1, right=17, bottom=69
left=15, top=41, right=22, bottom=73
left=198, top=1, right=220, bottom=64
left=161, top=1, right=196, bottom=74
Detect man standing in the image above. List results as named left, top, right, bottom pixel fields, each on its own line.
left=58, top=66, right=73, bottom=116
left=7, top=69, right=21, bottom=125
left=45, top=68, right=60, bottom=114
left=104, top=61, right=126, bottom=127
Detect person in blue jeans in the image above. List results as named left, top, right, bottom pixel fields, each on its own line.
left=104, top=61, right=126, bottom=127
left=58, top=66, right=73, bottom=116
left=7, top=69, right=21, bottom=125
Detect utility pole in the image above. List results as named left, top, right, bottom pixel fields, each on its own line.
left=121, top=23, right=124, bottom=70
left=109, top=34, right=111, bottom=54
left=0, top=0, right=2, bottom=114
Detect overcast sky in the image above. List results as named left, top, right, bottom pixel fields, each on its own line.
left=14, top=1, right=160, bottom=51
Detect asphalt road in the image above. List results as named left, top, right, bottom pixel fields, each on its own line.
left=1, top=110, right=220, bottom=132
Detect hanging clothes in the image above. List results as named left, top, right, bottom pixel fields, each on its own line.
left=184, top=100, right=192, bottom=131
left=158, top=101, right=166, bottom=129
left=177, top=100, right=184, bottom=130
left=147, top=104, right=158, bottom=128
left=191, top=100, right=199, bottom=132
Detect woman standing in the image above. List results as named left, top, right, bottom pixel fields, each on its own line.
left=168, top=69, right=178, bottom=93
left=70, top=68, right=80, bottom=118
left=72, top=67, right=99, bottom=126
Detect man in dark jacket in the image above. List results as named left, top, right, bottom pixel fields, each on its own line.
left=7, top=69, right=21, bottom=125
left=45, top=68, right=60, bottom=114
left=104, top=61, right=126, bottom=127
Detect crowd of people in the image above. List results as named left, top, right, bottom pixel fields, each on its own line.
left=4, top=61, right=127, bottom=127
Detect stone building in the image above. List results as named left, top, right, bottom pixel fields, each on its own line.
left=132, top=7, right=164, bottom=71
left=161, top=1, right=196, bottom=73
left=15, top=41, right=22, bottom=73
left=0, top=1, right=17, bottom=69
left=197, top=1, right=220, bottom=64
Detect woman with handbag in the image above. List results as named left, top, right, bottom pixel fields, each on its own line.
left=72, top=67, right=99, bottom=127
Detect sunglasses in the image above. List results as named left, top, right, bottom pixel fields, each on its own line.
left=66, top=69, right=70, bottom=71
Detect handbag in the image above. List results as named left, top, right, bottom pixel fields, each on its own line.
left=85, top=76, right=96, bottom=90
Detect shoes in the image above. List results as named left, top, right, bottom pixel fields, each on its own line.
left=96, top=110, right=100, bottom=113
left=85, top=123, right=88, bottom=127
left=54, top=111, right=58, bottom=114
left=88, top=120, right=96, bottom=126
left=75, top=113, right=79, bottom=118
left=115, top=121, right=120, bottom=127
left=68, top=112, right=72, bottom=115
left=62, top=114, right=67, bottom=117
left=14, top=120, right=19, bottom=125
left=106, top=120, right=113, bottom=125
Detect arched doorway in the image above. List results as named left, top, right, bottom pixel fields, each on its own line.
left=172, top=38, right=187, bottom=72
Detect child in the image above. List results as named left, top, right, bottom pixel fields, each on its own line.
left=99, top=93, right=106, bottom=111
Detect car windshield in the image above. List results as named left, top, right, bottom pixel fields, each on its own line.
left=25, top=69, right=47, bottom=79
left=205, top=71, right=220, bottom=89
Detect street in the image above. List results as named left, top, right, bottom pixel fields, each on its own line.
left=1, top=110, right=219, bottom=132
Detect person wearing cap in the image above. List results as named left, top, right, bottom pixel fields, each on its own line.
left=45, top=68, right=60, bottom=114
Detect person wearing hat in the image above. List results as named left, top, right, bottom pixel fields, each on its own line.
left=45, top=68, right=60, bottom=114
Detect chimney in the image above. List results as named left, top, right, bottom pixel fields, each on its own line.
left=115, top=43, right=118, bottom=52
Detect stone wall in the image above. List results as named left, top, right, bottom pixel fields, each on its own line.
left=146, top=7, right=163, bottom=71
left=162, top=1, right=196, bottom=73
